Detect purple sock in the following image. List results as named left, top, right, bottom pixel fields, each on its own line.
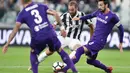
left=72, top=46, right=85, bottom=64
left=62, top=47, right=84, bottom=72
left=87, top=59, right=107, bottom=71
left=58, top=49, right=77, bottom=72
left=30, top=52, right=39, bottom=73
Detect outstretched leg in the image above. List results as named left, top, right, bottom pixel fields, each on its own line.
left=86, top=53, right=112, bottom=73
left=87, top=59, right=108, bottom=70
left=58, top=48, right=78, bottom=73
left=68, top=40, right=81, bottom=59
left=72, top=46, right=85, bottom=64
left=63, top=46, right=85, bottom=72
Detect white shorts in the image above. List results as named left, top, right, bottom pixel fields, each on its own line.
left=57, top=36, right=82, bottom=51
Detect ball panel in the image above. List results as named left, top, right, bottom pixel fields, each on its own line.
left=52, top=61, right=64, bottom=71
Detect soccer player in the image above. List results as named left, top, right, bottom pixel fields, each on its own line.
left=2, top=0, right=78, bottom=73
left=63, top=0, right=124, bottom=73
left=36, top=0, right=94, bottom=63
left=28, top=0, right=94, bottom=71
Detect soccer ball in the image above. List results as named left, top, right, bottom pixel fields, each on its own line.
left=52, top=61, right=65, bottom=71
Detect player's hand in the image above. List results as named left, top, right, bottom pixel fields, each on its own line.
left=60, top=25, right=66, bottom=38
left=52, top=24, right=56, bottom=29
left=2, top=44, right=9, bottom=54
left=72, top=17, right=80, bottom=21
left=60, top=29, right=66, bottom=38
left=119, top=43, right=123, bottom=53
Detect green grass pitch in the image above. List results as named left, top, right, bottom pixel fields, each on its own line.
left=0, top=46, right=130, bottom=73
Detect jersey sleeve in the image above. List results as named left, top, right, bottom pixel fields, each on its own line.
left=39, top=3, right=49, bottom=12
left=113, top=14, right=124, bottom=43
left=82, top=12, right=92, bottom=25
left=44, top=5, right=49, bottom=11
left=113, top=14, right=121, bottom=27
left=16, top=12, right=25, bottom=24
left=91, top=10, right=99, bottom=17
left=80, top=10, right=98, bottom=21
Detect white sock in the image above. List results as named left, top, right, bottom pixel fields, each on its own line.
left=38, top=52, right=48, bottom=63
left=69, top=51, right=76, bottom=59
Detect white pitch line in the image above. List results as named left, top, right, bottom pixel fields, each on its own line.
left=0, top=66, right=130, bottom=69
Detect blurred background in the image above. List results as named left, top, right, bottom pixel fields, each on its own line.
left=0, top=0, right=130, bottom=49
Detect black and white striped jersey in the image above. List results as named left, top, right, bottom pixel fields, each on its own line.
left=55, top=11, right=91, bottom=39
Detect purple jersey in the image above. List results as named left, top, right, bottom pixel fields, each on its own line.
left=16, top=2, right=56, bottom=40
left=81, top=10, right=121, bottom=55
left=81, top=10, right=120, bottom=44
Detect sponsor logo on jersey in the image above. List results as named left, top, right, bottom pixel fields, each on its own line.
left=97, top=17, right=107, bottom=24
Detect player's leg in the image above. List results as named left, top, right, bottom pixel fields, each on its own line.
left=84, top=42, right=113, bottom=73
left=28, top=48, right=54, bottom=71
left=30, top=47, right=44, bottom=73
left=57, top=48, right=78, bottom=73
left=63, top=45, right=88, bottom=72
left=68, top=39, right=81, bottom=59
left=49, top=36, right=78, bottom=73
left=30, top=49, right=39, bottom=73
left=38, top=48, right=53, bottom=62
left=36, top=35, right=66, bottom=63
left=72, top=46, right=87, bottom=64
left=86, top=52, right=113, bottom=73
left=86, top=52, right=108, bottom=70
left=30, top=40, right=46, bottom=73
left=28, top=35, right=66, bottom=71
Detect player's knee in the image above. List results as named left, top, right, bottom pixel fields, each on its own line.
left=82, top=46, right=89, bottom=53
left=31, top=49, right=35, bottom=53
left=47, top=52, right=53, bottom=55
left=72, top=56, right=79, bottom=64
left=73, top=59, right=79, bottom=64
left=68, top=39, right=81, bottom=51
left=86, top=59, right=94, bottom=65
left=45, top=49, right=54, bottom=56
left=72, top=44, right=81, bottom=51
left=57, top=47, right=63, bottom=53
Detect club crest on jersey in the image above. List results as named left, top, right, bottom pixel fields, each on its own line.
left=105, top=16, right=108, bottom=19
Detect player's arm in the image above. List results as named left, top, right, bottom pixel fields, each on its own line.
left=47, top=9, right=66, bottom=37
left=53, top=13, right=65, bottom=29
left=47, top=9, right=63, bottom=27
left=72, top=10, right=98, bottom=21
left=88, top=24, right=94, bottom=39
left=114, top=15, right=124, bottom=53
left=52, top=13, right=67, bottom=37
left=2, top=22, right=21, bottom=54
left=85, top=20, right=94, bottom=39
left=117, top=24, right=124, bottom=53
left=80, top=14, right=96, bottom=21
left=83, top=12, right=94, bottom=39
left=72, top=14, right=95, bottom=21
